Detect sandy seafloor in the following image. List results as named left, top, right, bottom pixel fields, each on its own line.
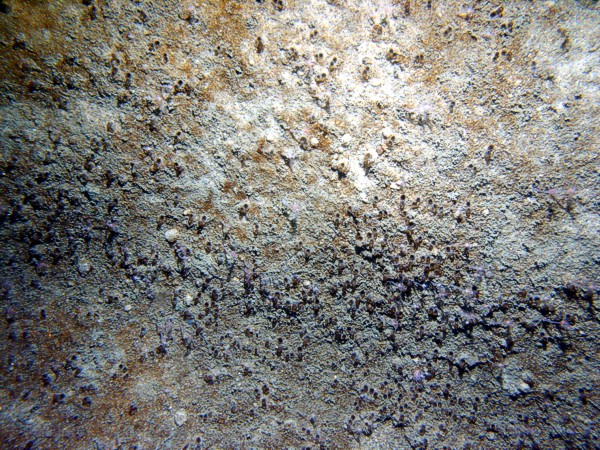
left=0, top=0, right=599, bottom=448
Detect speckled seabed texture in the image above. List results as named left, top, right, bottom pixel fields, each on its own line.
left=0, top=0, right=599, bottom=449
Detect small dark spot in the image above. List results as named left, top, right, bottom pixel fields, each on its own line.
left=129, top=402, right=138, bottom=415
left=0, top=0, right=11, bottom=14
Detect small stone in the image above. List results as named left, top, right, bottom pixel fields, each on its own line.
left=303, top=280, right=311, bottom=288
left=341, top=134, right=352, bottom=147
left=333, top=158, right=350, bottom=175
left=458, top=352, right=478, bottom=368
left=502, top=362, right=533, bottom=397
left=518, top=381, right=531, bottom=394
left=310, top=137, right=319, bottom=147
left=124, top=304, right=132, bottom=312
left=165, top=228, right=179, bottom=243
left=78, top=260, right=91, bottom=276
left=174, top=410, right=188, bottom=427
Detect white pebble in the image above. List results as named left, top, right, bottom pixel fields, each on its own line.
left=174, top=410, right=188, bottom=427
left=341, top=134, right=352, bottom=146
left=165, top=228, right=179, bottom=243
left=518, top=381, right=531, bottom=394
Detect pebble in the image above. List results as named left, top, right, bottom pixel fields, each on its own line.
left=78, top=260, right=91, bottom=276
left=518, top=381, right=531, bottom=394
left=174, top=410, right=188, bottom=427
left=124, top=304, right=132, bottom=312
left=165, top=228, right=180, bottom=243
left=334, top=158, right=350, bottom=175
